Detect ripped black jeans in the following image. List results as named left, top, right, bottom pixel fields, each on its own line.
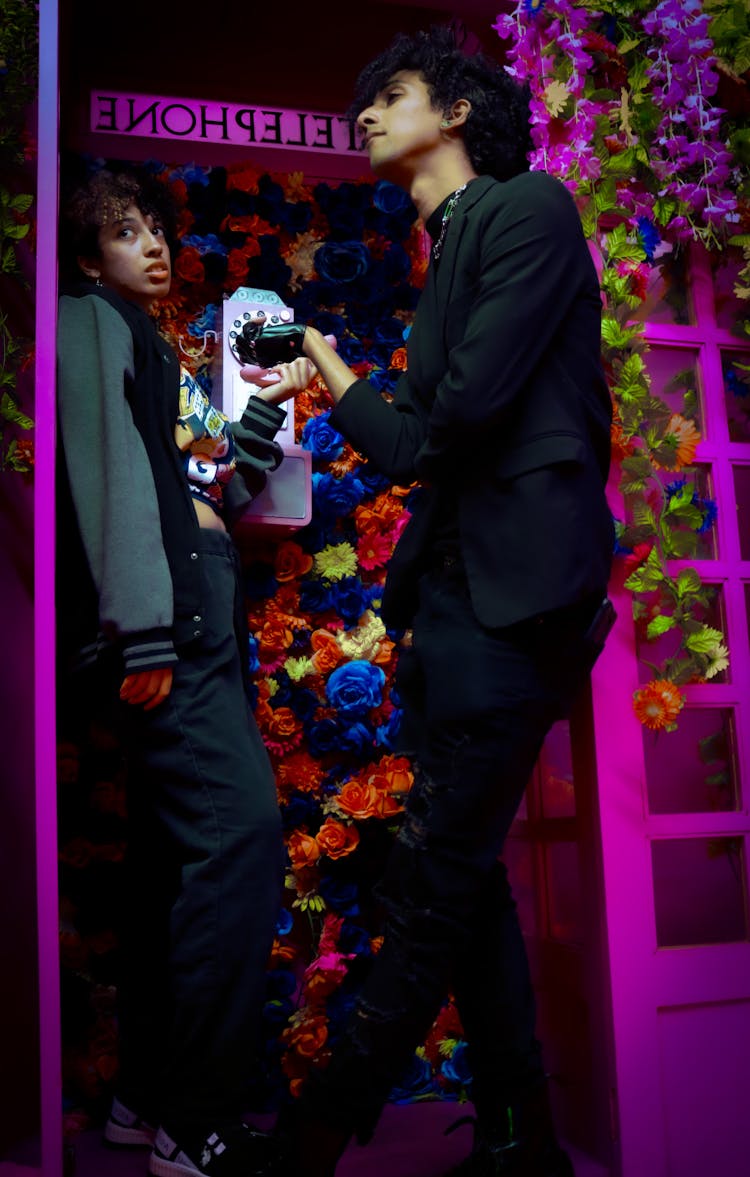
left=307, top=562, right=605, bottom=1140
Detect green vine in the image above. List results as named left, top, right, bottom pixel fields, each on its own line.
left=0, top=0, right=38, bottom=473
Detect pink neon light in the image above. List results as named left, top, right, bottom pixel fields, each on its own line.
left=35, top=1, right=62, bottom=1174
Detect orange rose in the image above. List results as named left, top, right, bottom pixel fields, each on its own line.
left=174, top=245, right=204, bottom=284
left=336, top=780, right=381, bottom=820
left=316, top=818, right=359, bottom=860
left=390, top=347, right=407, bottom=370
left=287, top=830, right=321, bottom=869
left=266, top=707, right=301, bottom=742
left=274, top=541, right=314, bottom=582
left=256, top=618, right=294, bottom=663
left=304, top=968, right=346, bottom=1004
left=311, top=629, right=345, bottom=674
left=282, top=1013, right=328, bottom=1058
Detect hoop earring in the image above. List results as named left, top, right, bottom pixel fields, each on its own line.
left=95, top=277, right=102, bottom=287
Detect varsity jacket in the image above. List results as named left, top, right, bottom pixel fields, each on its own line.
left=56, top=283, right=285, bottom=674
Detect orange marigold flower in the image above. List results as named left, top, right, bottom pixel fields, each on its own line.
left=610, top=421, right=634, bottom=462
left=287, top=830, right=321, bottom=869
left=654, top=414, right=701, bottom=470
left=632, top=679, right=685, bottom=730
left=316, top=818, right=360, bottom=860
left=336, top=780, right=381, bottom=820
left=277, top=750, right=326, bottom=795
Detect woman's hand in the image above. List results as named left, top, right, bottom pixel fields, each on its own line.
left=120, top=667, right=174, bottom=710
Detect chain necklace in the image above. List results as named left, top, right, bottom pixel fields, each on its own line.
left=431, top=181, right=470, bottom=262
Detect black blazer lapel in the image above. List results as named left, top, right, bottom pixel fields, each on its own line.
left=434, top=175, right=497, bottom=306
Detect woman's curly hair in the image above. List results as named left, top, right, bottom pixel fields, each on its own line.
left=348, top=26, right=531, bottom=183
left=59, top=167, right=178, bottom=282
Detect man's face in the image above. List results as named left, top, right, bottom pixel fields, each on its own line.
left=81, top=203, right=171, bottom=310
left=356, top=70, right=445, bottom=183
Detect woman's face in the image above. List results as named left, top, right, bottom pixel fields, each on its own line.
left=80, top=202, right=171, bottom=310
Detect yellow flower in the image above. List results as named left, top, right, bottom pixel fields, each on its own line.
left=313, top=543, right=358, bottom=582
left=703, top=643, right=729, bottom=680
left=284, top=656, right=315, bottom=682
left=337, top=610, right=387, bottom=660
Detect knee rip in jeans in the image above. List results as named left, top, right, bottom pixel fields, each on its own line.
left=397, top=764, right=437, bottom=849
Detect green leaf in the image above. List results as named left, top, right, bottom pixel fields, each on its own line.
left=647, top=614, right=677, bottom=639
left=684, top=627, right=724, bottom=654
left=0, top=393, right=34, bottom=429
left=676, top=568, right=703, bottom=598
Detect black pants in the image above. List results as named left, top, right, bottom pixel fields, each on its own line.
left=106, top=529, right=283, bottom=1127
left=309, top=563, right=603, bottom=1139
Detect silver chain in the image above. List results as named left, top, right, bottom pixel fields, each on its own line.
left=431, top=182, right=469, bottom=262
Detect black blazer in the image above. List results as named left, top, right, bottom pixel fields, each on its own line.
left=330, top=171, right=614, bottom=629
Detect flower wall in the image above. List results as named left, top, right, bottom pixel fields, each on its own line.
left=57, top=0, right=749, bottom=1133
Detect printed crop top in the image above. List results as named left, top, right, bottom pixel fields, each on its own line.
left=175, top=367, right=236, bottom=514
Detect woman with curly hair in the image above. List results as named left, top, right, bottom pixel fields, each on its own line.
left=56, top=167, right=313, bottom=1177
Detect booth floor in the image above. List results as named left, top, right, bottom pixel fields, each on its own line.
left=68, top=1102, right=610, bottom=1177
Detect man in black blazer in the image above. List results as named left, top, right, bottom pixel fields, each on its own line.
left=250, top=26, right=614, bottom=1177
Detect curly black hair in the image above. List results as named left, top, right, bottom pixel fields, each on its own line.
left=348, top=26, right=532, bottom=183
left=59, top=167, right=178, bottom=282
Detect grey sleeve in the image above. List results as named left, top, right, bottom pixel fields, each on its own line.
left=57, top=295, right=177, bottom=666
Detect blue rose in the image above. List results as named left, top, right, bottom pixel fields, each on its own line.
left=338, top=721, right=376, bottom=756
left=332, top=577, right=371, bottom=625
left=369, top=368, right=399, bottom=395
left=326, top=660, right=385, bottom=716
left=383, top=243, right=413, bottom=284
left=358, top=464, right=392, bottom=494
left=299, top=578, right=335, bottom=614
left=318, top=876, right=360, bottom=916
left=305, top=716, right=344, bottom=757
left=389, top=1053, right=436, bottom=1103
left=338, top=922, right=373, bottom=956
left=302, top=411, right=345, bottom=462
left=337, top=335, right=367, bottom=366
left=375, top=708, right=403, bottom=750
left=281, top=794, right=319, bottom=830
left=311, top=312, right=347, bottom=338
left=181, top=233, right=228, bottom=257
left=312, top=472, right=365, bottom=523
left=275, top=908, right=294, bottom=936
left=315, top=241, right=371, bottom=284
left=247, top=634, right=260, bottom=675
left=373, top=317, right=407, bottom=350
left=373, top=180, right=413, bottom=215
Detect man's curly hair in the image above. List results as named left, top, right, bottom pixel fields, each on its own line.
left=348, top=26, right=532, bottom=183
left=59, top=168, right=178, bottom=282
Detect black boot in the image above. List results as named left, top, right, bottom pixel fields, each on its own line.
left=443, top=1083, right=575, bottom=1177
left=272, top=1101, right=351, bottom=1177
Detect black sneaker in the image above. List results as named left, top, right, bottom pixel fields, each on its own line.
left=103, top=1096, right=157, bottom=1148
left=148, top=1120, right=280, bottom=1176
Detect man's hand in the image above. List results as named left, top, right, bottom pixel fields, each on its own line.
left=240, top=356, right=318, bottom=405
left=120, top=667, right=174, bottom=711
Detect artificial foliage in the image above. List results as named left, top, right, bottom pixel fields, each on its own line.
left=0, top=0, right=37, bottom=472
left=55, top=0, right=750, bottom=1134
